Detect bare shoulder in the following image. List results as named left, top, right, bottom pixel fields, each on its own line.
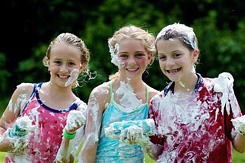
left=88, top=81, right=111, bottom=110
left=1, top=83, right=34, bottom=124
left=146, top=85, right=160, bottom=102
left=90, top=82, right=110, bottom=98
left=13, top=83, right=35, bottom=99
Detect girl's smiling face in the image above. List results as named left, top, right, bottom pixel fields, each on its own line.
left=118, top=38, right=152, bottom=80
left=157, top=39, right=198, bottom=83
left=48, top=43, right=83, bottom=87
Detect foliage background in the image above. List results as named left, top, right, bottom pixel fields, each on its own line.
left=0, top=0, right=245, bottom=162
left=1, top=0, right=245, bottom=114
left=0, top=0, right=245, bottom=112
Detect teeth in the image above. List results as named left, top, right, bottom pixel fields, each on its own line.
left=59, top=75, right=68, bottom=78
left=167, top=68, right=179, bottom=73
left=127, top=68, right=138, bottom=71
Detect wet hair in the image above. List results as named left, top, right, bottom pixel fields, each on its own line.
left=155, top=23, right=198, bottom=52
left=43, top=32, right=90, bottom=87
left=108, top=25, right=155, bottom=80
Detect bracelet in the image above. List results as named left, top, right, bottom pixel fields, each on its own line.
left=63, top=128, right=76, bottom=139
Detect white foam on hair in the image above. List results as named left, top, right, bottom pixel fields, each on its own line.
left=109, top=43, right=120, bottom=66
left=156, top=23, right=197, bottom=50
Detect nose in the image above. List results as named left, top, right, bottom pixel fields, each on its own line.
left=165, top=58, right=175, bottom=67
left=60, top=64, right=69, bottom=73
left=127, top=57, right=136, bottom=66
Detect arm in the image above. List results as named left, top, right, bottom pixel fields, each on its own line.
left=54, top=103, right=87, bottom=163
left=231, top=115, right=245, bottom=153
left=142, top=142, right=163, bottom=160
left=119, top=124, right=163, bottom=160
left=232, top=133, right=245, bottom=153
left=0, top=83, right=33, bottom=152
left=78, top=85, right=109, bottom=163
left=146, top=88, right=163, bottom=160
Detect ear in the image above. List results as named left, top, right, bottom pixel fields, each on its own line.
left=78, top=64, right=84, bottom=74
left=192, top=49, right=199, bottom=63
left=147, top=52, right=153, bottom=64
left=46, top=58, right=51, bottom=71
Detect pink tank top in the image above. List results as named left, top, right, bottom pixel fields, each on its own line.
left=5, top=83, right=82, bottom=163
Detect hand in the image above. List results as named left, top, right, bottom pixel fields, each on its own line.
left=119, top=125, right=151, bottom=146
left=9, top=130, right=31, bottom=155
left=231, top=115, right=245, bottom=135
left=54, top=154, right=74, bottom=163
left=65, top=110, right=86, bottom=134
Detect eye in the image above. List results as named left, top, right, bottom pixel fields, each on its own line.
left=119, top=54, right=128, bottom=59
left=54, top=60, right=62, bottom=65
left=173, top=53, right=182, bottom=58
left=158, top=55, right=166, bottom=61
left=135, top=53, right=144, bottom=58
left=68, top=62, right=76, bottom=66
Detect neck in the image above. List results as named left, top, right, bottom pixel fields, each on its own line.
left=45, top=82, right=74, bottom=98
left=174, top=73, right=198, bottom=94
left=117, top=76, right=145, bottom=93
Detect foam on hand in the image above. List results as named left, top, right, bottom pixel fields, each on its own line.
left=105, top=119, right=156, bottom=139
left=65, top=110, right=86, bottom=132
left=9, top=116, right=36, bottom=138
left=231, top=115, right=245, bottom=134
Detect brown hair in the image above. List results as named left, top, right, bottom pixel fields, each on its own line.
left=155, top=23, right=198, bottom=52
left=43, top=33, right=90, bottom=87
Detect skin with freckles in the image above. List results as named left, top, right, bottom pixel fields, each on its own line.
left=0, top=33, right=90, bottom=163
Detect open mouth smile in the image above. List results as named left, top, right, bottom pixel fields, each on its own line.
left=166, top=68, right=181, bottom=74
left=126, top=67, right=139, bottom=72
left=57, top=74, right=69, bottom=79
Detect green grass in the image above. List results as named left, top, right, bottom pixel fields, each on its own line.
left=1, top=148, right=244, bottom=162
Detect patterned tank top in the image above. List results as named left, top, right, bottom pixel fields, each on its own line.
left=95, top=82, right=149, bottom=163
left=5, top=83, right=84, bottom=163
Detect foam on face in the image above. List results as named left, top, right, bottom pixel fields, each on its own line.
left=65, top=69, right=79, bottom=87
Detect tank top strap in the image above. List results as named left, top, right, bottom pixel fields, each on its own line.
left=110, top=81, right=113, bottom=102
left=20, top=83, right=40, bottom=116
left=145, top=85, right=149, bottom=105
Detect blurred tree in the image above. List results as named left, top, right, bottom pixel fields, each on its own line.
left=0, top=0, right=245, bottom=113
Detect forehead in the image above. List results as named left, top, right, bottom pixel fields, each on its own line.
left=50, top=43, right=81, bottom=59
left=157, top=39, right=188, bottom=53
left=119, top=38, right=145, bottom=52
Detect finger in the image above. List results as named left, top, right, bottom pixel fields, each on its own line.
left=120, top=129, right=128, bottom=143
left=69, top=154, right=74, bottom=163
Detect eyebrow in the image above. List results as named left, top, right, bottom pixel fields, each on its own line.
left=119, top=51, right=145, bottom=54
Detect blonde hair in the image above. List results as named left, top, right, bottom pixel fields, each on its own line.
left=43, top=33, right=90, bottom=88
left=108, top=25, right=155, bottom=80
